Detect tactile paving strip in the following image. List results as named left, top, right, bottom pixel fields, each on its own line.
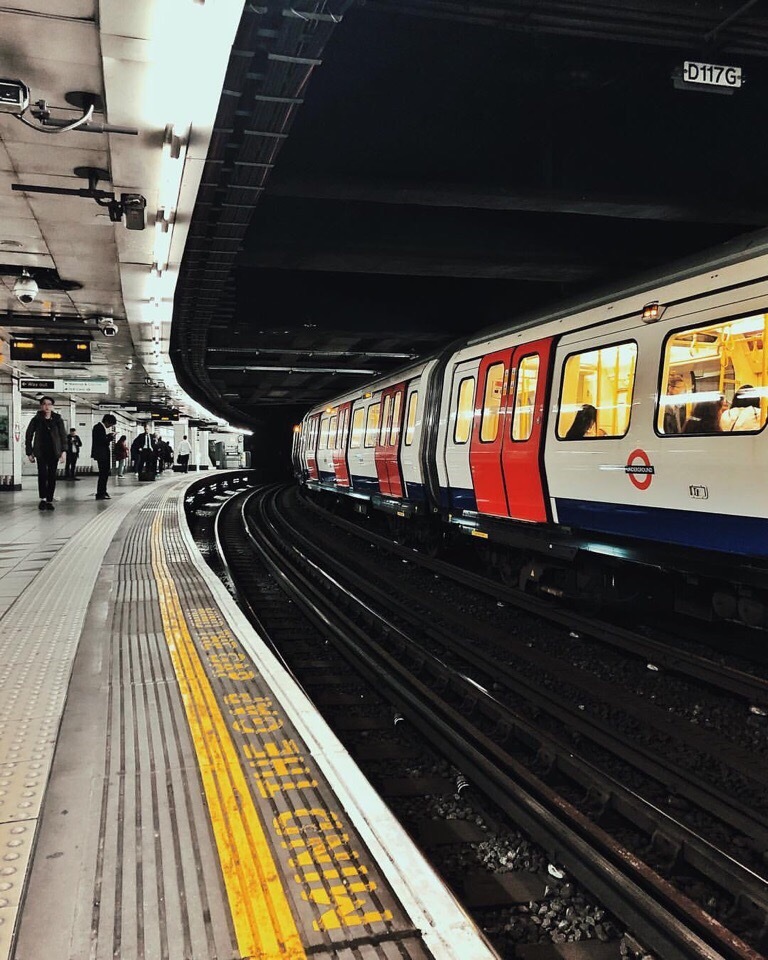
left=151, top=502, right=431, bottom=959
left=0, top=481, right=172, bottom=960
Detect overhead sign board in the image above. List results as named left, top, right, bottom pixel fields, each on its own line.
left=682, top=61, right=742, bottom=89
left=11, top=337, right=92, bottom=363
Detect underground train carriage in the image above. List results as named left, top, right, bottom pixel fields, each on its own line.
left=295, top=283, right=768, bottom=629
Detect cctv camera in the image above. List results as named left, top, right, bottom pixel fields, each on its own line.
left=0, top=79, right=30, bottom=115
left=97, top=317, right=118, bottom=338
left=13, top=271, right=38, bottom=305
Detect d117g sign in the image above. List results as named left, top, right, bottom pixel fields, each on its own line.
left=682, top=61, right=742, bottom=89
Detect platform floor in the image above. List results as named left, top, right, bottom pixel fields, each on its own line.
left=0, top=475, right=497, bottom=959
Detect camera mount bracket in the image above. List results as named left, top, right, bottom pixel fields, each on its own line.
left=11, top=167, right=146, bottom=230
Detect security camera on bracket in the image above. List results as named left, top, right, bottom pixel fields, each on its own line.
left=0, top=79, right=138, bottom=135
left=11, top=167, right=146, bottom=231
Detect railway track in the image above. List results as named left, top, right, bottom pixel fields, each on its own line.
left=191, top=479, right=767, bottom=960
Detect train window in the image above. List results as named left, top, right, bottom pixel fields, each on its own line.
left=328, top=415, right=337, bottom=448
left=480, top=363, right=505, bottom=443
left=341, top=408, right=350, bottom=448
left=389, top=391, right=402, bottom=446
left=319, top=417, right=330, bottom=449
left=557, top=341, right=637, bottom=439
left=380, top=394, right=393, bottom=445
left=657, top=312, right=767, bottom=436
left=364, top=402, right=381, bottom=447
left=404, top=391, right=418, bottom=446
left=454, top=376, right=475, bottom=444
left=512, top=354, right=540, bottom=441
left=350, top=407, right=365, bottom=448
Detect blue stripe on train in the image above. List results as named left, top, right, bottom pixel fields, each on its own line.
left=349, top=476, right=428, bottom=501
left=405, top=480, right=426, bottom=502
left=555, top=498, right=768, bottom=559
left=350, top=474, right=380, bottom=495
left=440, top=487, right=477, bottom=512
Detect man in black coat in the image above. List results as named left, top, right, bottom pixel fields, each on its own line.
left=91, top=414, right=117, bottom=500
left=25, top=395, right=67, bottom=511
left=131, top=423, right=158, bottom=480
left=64, top=428, right=82, bottom=480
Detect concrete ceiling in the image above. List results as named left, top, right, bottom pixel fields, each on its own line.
left=0, top=0, right=242, bottom=419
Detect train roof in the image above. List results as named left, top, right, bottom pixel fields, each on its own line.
left=302, top=227, right=768, bottom=421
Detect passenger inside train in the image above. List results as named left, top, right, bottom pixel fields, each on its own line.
left=721, top=385, right=762, bottom=431
left=659, top=312, right=766, bottom=436
left=662, top=373, right=687, bottom=433
left=565, top=403, right=598, bottom=439
left=682, top=398, right=726, bottom=434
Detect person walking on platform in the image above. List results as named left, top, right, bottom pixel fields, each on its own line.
left=64, top=428, right=82, bottom=480
left=92, top=414, right=117, bottom=501
left=177, top=434, right=192, bottom=472
left=153, top=433, right=165, bottom=473
left=132, top=423, right=158, bottom=481
left=114, top=434, right=129, bottom=478
left=25, top=396, right=67, bottom=511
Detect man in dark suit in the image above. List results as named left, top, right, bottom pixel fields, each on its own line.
left=64, top=428, right=82, bottom=480
left=131, top=423, right=158, bottom=480
left=92, top=414, right=117, bottom=500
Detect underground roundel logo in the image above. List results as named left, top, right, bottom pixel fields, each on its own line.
left=625, top=448, right=654, bottom=490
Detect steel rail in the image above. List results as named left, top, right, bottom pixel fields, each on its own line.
left=223, top=486, right=761, bottom=960
left=262, top=492, right=768, bottom=915
left=299, top=490, right=768, bottom=708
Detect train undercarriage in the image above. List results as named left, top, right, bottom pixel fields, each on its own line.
left=307, top=484, right=768, bottom=632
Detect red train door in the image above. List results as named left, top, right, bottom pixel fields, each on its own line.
left=501, top=337, right=553, bottom=522
left=306, top=414, right=320, bottom=480
left=332, top=402, right=351, bottom=487
left=469, top=351, right=512, bottom=516
left=374, top=384, right=406, bottom=497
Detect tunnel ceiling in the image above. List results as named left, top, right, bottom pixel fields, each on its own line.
left=170, top=0, right=768, bottom=429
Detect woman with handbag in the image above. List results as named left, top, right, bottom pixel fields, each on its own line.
left=114, top=435, right=130, bottom=478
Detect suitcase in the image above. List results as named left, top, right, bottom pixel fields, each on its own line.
left=138, top=468, right=155, bottom=482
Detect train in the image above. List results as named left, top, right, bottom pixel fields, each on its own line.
left=292, top=235, right=768, bottom=629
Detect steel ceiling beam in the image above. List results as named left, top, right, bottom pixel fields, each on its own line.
left=266, top=176, right=768, bottom=226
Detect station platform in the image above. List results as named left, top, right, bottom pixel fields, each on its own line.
left=0, top=473, right=497, bottom=960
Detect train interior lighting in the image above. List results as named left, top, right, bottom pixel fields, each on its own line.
left=659, top=312, right=767, bottom=432
left=558, top=342, right=638, bottom=439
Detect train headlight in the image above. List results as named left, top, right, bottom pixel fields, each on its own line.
left=642, top=301, right=667, bottom=323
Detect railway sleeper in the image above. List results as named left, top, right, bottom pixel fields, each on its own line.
left=649, top=829, right=682, bottom=872
left=735, top=896, right=768, bottom=950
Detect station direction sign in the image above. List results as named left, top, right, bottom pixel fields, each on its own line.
left=19, top=379, right=55, bottom=391
left=20, top=377, right=109, bottom=395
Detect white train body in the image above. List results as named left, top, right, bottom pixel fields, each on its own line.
left=295, top=240, right=768, bottom=622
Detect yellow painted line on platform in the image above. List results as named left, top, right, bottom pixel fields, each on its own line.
left=150, top=508, right=306, bottom=960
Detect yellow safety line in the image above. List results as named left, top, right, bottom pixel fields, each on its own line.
left=150, top=507, right=306, bottom=960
